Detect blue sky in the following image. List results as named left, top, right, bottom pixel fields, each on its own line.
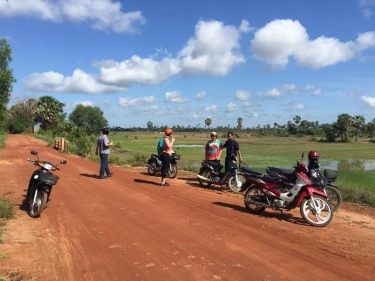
left=1, top=0, right=375, bottom=129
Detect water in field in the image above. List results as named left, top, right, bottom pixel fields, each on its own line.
left=174, top=144, right=204, bottom=148
left=322, top=160, right=375, bottom=171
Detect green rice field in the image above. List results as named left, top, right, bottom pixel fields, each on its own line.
left=108, top=131, right=375, bottom=192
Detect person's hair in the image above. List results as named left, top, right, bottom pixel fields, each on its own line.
left=102, top=127, right=110, bottom=135
left=227, top=131, right=233, bottom=137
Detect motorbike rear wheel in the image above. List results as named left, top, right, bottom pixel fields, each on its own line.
left=300, top=195, right=333, bottom=227
left=147, top=162, right=157, bottom=175
left=227, top=174, right=247, bottom=193
left=244, top=186, right=266, bottom=214
left=28, top=190, right=48, bottom=218
left=198, top=170, right=212, bottom=188
left=168, top=163, right=178, bottom=179
left=323, top=185, right=342, bottom=212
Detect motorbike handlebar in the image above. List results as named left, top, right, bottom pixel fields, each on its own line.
left=27, top=158, right=60, bottom=171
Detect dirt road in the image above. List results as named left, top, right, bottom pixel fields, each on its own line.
left=1, top=134, right=374, bottom=281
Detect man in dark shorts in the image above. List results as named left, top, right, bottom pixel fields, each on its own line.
left=223, top=131, right=243, bottom=171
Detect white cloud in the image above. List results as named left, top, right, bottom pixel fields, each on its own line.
left=358, top=0, right=375, bottom=18
left=205, top=105, right=219, bottom=113
left=313, top=89, right=322, bottom=95
left=23, top=69, right=126, bottom=94
left=179, top=20, right=245, bottom=76
left=118, top=96, right=157, bottom=107
left=251, top=19, right=375, bottom=69
left=239, top=20, right=254, bottom=33
left=361, top=95, right=375, bottom=107
left=259, top=88, right=282, bottom=98
left=165, top=91, right=188, bottom=103
left=0, top=0, right=146, bottom=33
left=236, top=89, right=251, bottom=101
left=196, top=91, right=207, bottom=100
left=227, top=102, right=238, bottom=111
left=293, top=104, right=306, bottom=110
left=305, top=84, right=315, bottom=90
left=97, top=56, right=180, bottom=86
left=20, top=19, right=249, bottom=94
left=64, top=100, right=94, bottom=111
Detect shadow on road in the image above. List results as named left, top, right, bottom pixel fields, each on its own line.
left=212, top=201, right=308, bottom=226
left=80, top=173, right=100, bottom=179
left=134, top=179, right=160, bottom=186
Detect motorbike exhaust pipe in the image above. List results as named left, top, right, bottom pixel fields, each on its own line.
left=145, top=164, right=155, bottom=170
left=244, top=198, right=270, bottom=208
left=197, top=174, right=211, bottom=182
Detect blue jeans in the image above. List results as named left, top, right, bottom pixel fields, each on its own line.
left=99, top=154, right=111, bottom=177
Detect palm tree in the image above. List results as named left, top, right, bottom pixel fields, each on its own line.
left=205, top=118, right=212, bottom=135
left=237, top=117, right=243, bottom=131
left=352, top=115, right=365, bottom=142
left=293, top=115, right=301, bottom=136
left=337, top=114, right=352, bottom=143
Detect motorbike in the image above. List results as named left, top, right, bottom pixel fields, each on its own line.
left=24, top=150, right=67, bottom=218
left=196, top=154, right=246, bottom=193
left=146, top=151, right=180, bottom=178
left=243, top=153, right=333, bottom=227
left=266, top=163, right=342, bottom=212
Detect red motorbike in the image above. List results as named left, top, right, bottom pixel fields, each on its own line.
left=243, top=153, right=333, bottom=227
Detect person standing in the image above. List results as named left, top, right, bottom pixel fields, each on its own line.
left=160, top=128, right=175, bottom=186
left=95, top=127, right=113, bottom=179
left=223, top=131, right=243, bottom=171
left=205, top=131, right=223, bottom=163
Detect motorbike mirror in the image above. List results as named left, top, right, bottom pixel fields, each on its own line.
left=60, top=160, right=67, bottom=164
left=31, top=150, right=38, bottom=155
left=301, top=152, right=304, bottom=158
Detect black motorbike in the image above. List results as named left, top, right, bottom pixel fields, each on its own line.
left=146, top=151, right=180, bottom=179
left=196, top=154, right=246, bottom=193
left=24, top=150, right=67, bottom=218
left=266, top=160, right=342, bottom=212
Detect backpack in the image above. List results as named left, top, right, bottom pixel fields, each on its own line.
left=157, top=137, right=165, bottom=154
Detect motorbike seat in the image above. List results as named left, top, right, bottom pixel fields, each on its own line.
left=267, top=167, right=294, bottom=176
left=241, top=166, right=263, bottom=176
left=151, top=154, right=160, bottom=158
left=262, top=174, right=282, bottom=183
left=204, top=160, right=222, bottom=168
left=266, top=167, right=297, bottom=183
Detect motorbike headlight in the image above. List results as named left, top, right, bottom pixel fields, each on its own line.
left=43, top=163, right=53, bottom=170
left=34, top=175, right=39, bottom=179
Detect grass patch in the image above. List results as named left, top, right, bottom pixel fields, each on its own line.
left=0, top=195, right=14, bottom=221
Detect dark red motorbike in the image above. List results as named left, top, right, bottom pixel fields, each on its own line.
left=243, top=153, right=333, bottom=227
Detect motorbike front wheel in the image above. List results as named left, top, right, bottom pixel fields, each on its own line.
left=168, top=163, right=178, bottom=179
left=198, top=170, right=212, bottom=188
left=324, top=185, right=342, bottom=212
left=227, top=174, right=247, bottom=193
left=244, top=186, right=266, bottom=214
left=300, top=195, right=333, bottom=227
left=28, top=190, right=48, bottom=218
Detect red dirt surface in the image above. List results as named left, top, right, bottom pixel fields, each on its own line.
left=1, top=134, right=375, bottom=281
